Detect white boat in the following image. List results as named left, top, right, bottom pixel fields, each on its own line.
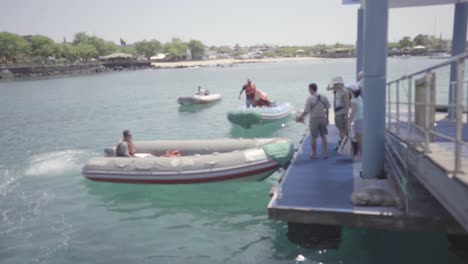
left=81, top=138, right=293, bottom=184
left=177, top=93, right=222, bottom=105
left=227, top=102, right=294, bottom=128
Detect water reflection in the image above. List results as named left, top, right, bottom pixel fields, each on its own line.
left=229, top=115, right=293, bottom=138
left=83, top=180, right=270, bottom=220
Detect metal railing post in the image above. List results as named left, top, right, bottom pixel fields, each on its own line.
left=407, top=77, right=413, bottom=142
left=424, top=72, right=431, bottom=153
left=455, top=58, right=465, bottom=175
left=466, top=80, right=468, bottom=124
left=388, top=83, right=392, bottom=129
left=396, top=80, right=400, bottom=135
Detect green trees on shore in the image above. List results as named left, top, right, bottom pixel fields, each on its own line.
left=188, top=40, right=205, bottom=60
left=30, top=35, right=56, bottom=58
left=0, top=30, right=457, bottom=64
left=0, top=31, right=208, bottom=63
left=390, top=34, right=450, bottom=50
left=163, top=38, right=189, bottom=61
left=134, top=40, right=162, bottom=59
left=0, top=32, right=29, bottom=61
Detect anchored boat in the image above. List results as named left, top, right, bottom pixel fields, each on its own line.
left=227, top=102, right=294, bottom=128
left=82, top=138, right=293, bottom=184
left=177, top=93, right=222, bottom=105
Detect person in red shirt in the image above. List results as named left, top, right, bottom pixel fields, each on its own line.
left=238, top=79, right=257, bottom=107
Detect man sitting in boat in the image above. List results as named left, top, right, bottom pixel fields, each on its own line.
left=116, top=130, right=135, bottom=157
left=196, top=86, right=210, bottom=95
left=253, top=89, right=271, bottom=107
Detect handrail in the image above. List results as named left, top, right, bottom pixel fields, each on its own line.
left=385, top=54, right=468, bottom=177
left=387, top=51, right=468, bottom=85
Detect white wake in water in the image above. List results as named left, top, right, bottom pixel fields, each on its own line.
left=24, top=149, right=90, bottom=176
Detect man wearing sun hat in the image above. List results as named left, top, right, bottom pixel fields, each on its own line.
left=327, top=76, right=350, bottom=144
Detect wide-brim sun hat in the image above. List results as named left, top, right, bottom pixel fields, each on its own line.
left=326, top=76, right=344, bottom=90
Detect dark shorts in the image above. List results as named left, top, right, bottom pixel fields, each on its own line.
left=246, top=94, right=254, bottom=107
left=335, top=113, right=348, bottom=132
left=309, top=117, right=328, bottom=138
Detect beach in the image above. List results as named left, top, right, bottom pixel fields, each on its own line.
left=150, top=56, right=322, bottom=68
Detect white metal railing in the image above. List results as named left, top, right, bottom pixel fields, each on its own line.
left=386, top=52, right=468, bottom=176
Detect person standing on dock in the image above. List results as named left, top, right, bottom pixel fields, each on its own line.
left=295, top=83, right=331, bottom=159
left=239, top=79, right=257, bottom=107
left=327, top=76, right=350, bottom=145
left=347, top=85, right=364, bottom=161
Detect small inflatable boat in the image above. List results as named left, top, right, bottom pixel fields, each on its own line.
left=82, top=138, right=293, bottom=184
left=177, top=93, right=222, bottom=105
left=227, top=102, right=294, bottom=128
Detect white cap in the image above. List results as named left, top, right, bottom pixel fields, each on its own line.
left=347, top=83, right=360, bottom=92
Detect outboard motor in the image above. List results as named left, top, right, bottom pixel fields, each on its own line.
left=104, top=148, right=116, bottom=157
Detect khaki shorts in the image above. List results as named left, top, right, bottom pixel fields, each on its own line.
left=335, top=113, right=348, bottom=132
left=309, top=117, right=328, bottom=138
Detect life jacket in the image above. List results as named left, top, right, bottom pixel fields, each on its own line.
left=163, top=149, right=181, bottom=157
left=246, top=83, right=256, bottom=96
left=254, top=90, right=270, bottom=107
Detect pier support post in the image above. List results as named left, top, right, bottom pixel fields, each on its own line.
left=448, top=2, right=468, bottom=119
left=356, top=7, right=364, bottom=79
left=362, top=0, right=388, bottom=178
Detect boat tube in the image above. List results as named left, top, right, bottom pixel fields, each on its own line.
left=227, top=102, right=294, bottom=128
left=177, top=93, right=221, bottom=105
left=82, top=138, right=294, bottom=184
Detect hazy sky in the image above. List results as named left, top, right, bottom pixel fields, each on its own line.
left=0, top=0, right=455, bottom=46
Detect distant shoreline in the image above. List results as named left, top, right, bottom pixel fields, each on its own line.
left=0, top=57, right=324, bottom=80
left=151, top=57, right=323, bottom=68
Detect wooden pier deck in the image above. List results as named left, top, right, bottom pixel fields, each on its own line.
left=268, top=125, right=465, bottom=234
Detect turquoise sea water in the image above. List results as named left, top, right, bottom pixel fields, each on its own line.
left=0, top=57, right=463, bottom=264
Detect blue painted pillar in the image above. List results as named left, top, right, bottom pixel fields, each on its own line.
left=362, top=0, right=389, bottom=178
left=356, top=7, right=364, bottom=80
left=448, top=2, right=468, bottom=119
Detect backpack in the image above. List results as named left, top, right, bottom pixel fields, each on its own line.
left=310, top=94, right=329, bottom=121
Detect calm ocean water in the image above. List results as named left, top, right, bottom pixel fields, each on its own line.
left=0, top=57, right=462, bottom=264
